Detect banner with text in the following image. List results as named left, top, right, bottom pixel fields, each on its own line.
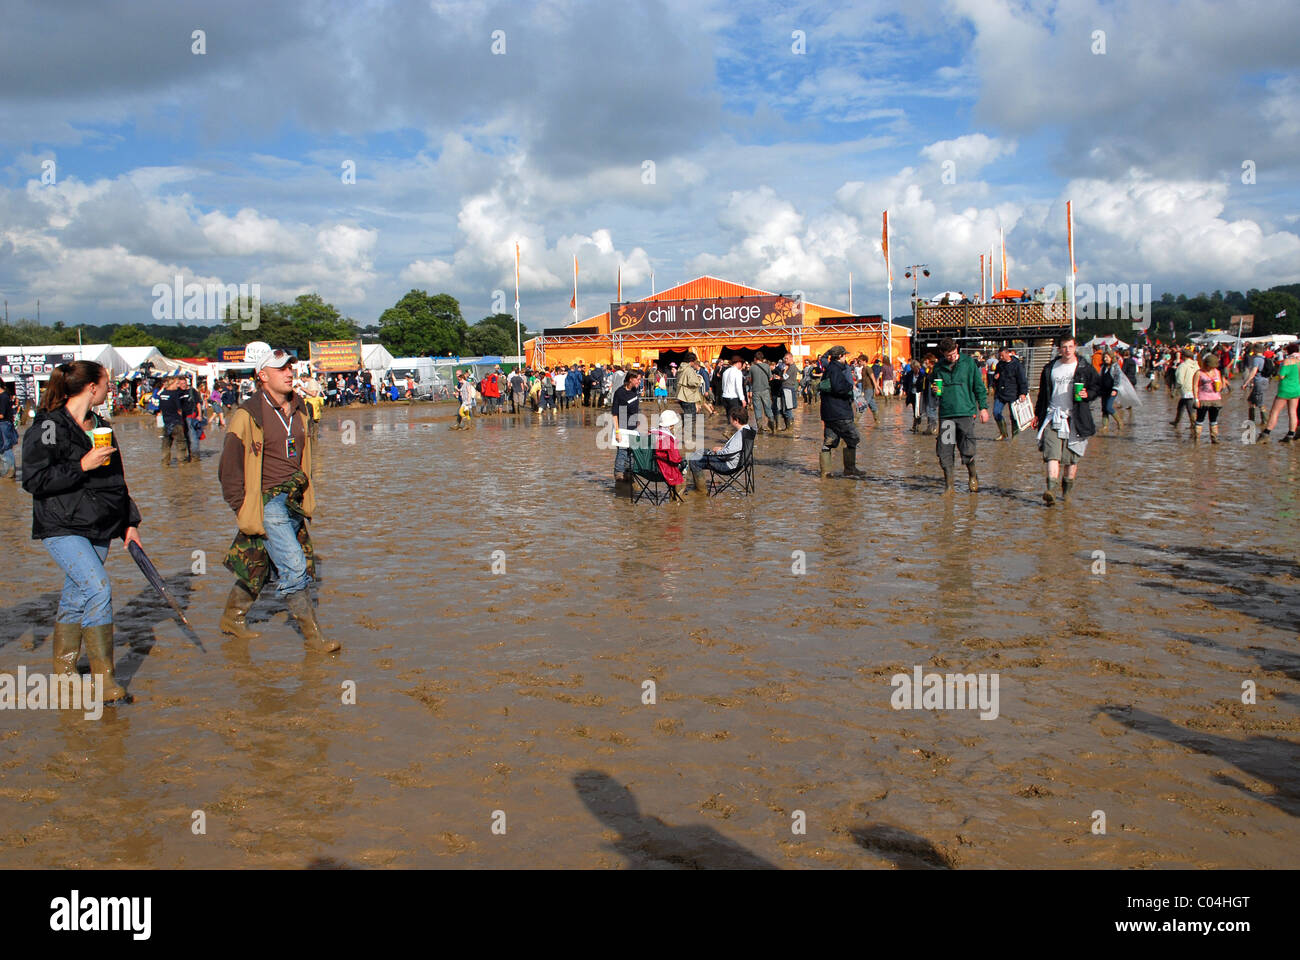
left=308, top=339, right=363, bottom=372
left=609, top=295, right=804, bottom=334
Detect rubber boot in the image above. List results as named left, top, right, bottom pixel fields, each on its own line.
left=82, top=624, right=128, bottom=703
left=842, top=447, right=866, bottom=477
left=1060, top=476, right=1072, bottom=500
left=941, top=467, right=953, bottom=493
left=966, top=461, right=979, bottom=493
left=767, top=418, right=777, bottom=434
left=1192, top=424, right=1201, bottom=443
left=1281, top=431, right=1296, bottom=443
left=995, top=419, right=1008, bottom=440
left=693, top=468, right=708, bottom=493
left=285, top=590, right=340, bottom=653
left=1210, top=424, right=1219, bottom=444
left=51, top=622, right=83, bottom=676
left=1256, top=428, right=1271, bottom=444
left=219, top=584, right=262, bottom=640
left=1043, top=476, right=1059, bottom=505
left=819, top=450, right=834, bottom=478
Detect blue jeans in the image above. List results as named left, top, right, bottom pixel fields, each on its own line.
left=993, top=397, right=1008, bottom=422
left=44, top=536, right=113, bottom=627
left=262, top=492, right=311, bottom=597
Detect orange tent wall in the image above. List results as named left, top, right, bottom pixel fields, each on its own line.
left=522, top=276, right=912, bottom=368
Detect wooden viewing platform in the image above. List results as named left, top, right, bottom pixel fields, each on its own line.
left=914, top=300, right=1070, bottom=341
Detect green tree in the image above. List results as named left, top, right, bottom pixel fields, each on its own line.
left=216, top=293, right=358, bottom=356
left=1247, top=289, right=1300, bottom=336
left=378, top=290, right=467, bottom=356
left=465, top=322, right=513, bottom=357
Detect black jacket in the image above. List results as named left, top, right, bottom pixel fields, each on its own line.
left=1033, top=356, right=1102, bottom=439
left=819, top=358, right=854, bottom=422
left=992, top=357, right=1028, bottom=401
left=22, top=407, right=142, bottom=541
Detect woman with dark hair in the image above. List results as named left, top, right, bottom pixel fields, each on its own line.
left=21, top=360, right=142, bottom=704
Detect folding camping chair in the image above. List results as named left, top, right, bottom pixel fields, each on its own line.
left=628, top=434, right=671, bottom=505
left=706, top=427, right=756, bottom=497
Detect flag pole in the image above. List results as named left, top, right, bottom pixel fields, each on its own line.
left=514, top=241, right=522, bottom=359
left=1066, top=201, right=1077, bottom=339
left=848, top=271, right=853, bottom=314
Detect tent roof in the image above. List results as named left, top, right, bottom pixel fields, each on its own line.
left=0, top=343, right=129, bottom=377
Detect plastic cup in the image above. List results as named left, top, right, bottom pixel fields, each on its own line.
left=933, top=378, right=944, bottom=396
left=92, top=427, right=113, bottom=448
left=1073, top=383, right=1085, bottom=401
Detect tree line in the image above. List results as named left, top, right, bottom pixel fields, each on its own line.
left=0, top=291, right=534, bottom=360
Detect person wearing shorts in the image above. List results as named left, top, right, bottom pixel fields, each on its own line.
left=1032, top=333, right=1100, bottom=504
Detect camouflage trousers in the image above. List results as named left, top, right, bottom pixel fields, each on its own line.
left=223, top=472, right=317, bottom=597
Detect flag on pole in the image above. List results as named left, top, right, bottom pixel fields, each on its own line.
left=1277, top=309, right=1288, bottom=318
left=881, top=212, right=892, bottom=289
left=849, top=271, right=853, bottom=313
left=617, top=264, right=622, bottom=302
left=651, top=270, right=655, bottom=296
left=514, top=241, right=521, bottom=310
left=980, top=254, right=985, bottom=302
left=1000, top=228, right=1007, bottom=290
left=1066, top=201, right=1076, bottom=278
left=569, top=255, right=577, bottom=311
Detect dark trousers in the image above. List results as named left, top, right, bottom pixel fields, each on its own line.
left=1173, top=397, right=1196, bottom=424
left=161, top=422, right=190, bottom=463
left=723, top=396, right=743, bottom=418
left=822, top=418, right=860, bottom=450
left=936, top=415, right=976, bottom=469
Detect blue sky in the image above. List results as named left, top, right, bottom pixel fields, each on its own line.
left=1, top=0, right=1297, bottom=333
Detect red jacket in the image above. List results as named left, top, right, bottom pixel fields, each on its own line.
left=650, top=429, right=684, bottom=485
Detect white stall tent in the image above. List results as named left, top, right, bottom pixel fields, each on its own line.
left=362, top=342, right=394, bottom=376
left=0, top=343, right=130, bottom=408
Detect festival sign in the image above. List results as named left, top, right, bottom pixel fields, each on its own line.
left=1230, top=314, right=1254, bottom=333
left=609, top=295, right=803, bottom=334
left=1, top=351, right=78, bottom=376
left=0, top=351, right=77, bottom=407
left=309, top=339, right=363, bottom=372
left=216, top=346, right=247, bottom=363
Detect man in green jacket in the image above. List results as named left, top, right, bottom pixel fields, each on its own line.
left=933, top=338, right=989, bottom=492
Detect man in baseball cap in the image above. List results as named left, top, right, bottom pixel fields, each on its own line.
left=217, top=345, right=339, bottom=653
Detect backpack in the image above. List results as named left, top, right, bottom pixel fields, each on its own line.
left=1261, top=355, right=1278, bottom=378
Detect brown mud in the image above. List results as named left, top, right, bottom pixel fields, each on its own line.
left=1, top=394, right=1297, bottom=868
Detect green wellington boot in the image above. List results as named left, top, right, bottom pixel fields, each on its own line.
left=218, top=584, right=262, bottom=640
left=51, top=622, right=83, bottom=676
left=842, top=447, right=866, bottom=477
left=1060, top=476, right=1073, bottom=500
left=82, top=624, right=128, bottom=703
left=285, top=590, right=341, bottom=654
left=967, top=462, right=979, bottom=493
left=1043, top=476, right=1059, bottom=505
left=819, top=450, right=834, bottom=478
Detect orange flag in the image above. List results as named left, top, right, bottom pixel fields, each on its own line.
left=881, top=211, right=892, bottom=288
left=617, top=264, right=622, bottom=301
left=569, top=255, right=577, bottom=310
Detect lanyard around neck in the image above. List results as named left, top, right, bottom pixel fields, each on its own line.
left=264, top=393, right=293, bottom=433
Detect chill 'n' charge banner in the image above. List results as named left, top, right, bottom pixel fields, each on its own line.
left=609, top=296, right=803, bottom=334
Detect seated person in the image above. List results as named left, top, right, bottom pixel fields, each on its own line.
left=687, top=407, right=752, bottom=491
left=649, top=409, right=686, bottom=502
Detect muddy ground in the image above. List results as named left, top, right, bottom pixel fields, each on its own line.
left=1, top=391, right=1297, bottom=868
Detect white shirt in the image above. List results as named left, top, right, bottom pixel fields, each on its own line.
left=1048, top=359, right=1078, bottom=414
left=716, top=426, right=748, bottom=469
left=722, top=365, right=744, bottom=400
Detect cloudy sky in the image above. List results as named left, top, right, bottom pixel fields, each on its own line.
left=1, top=0, right=1298, bottom=333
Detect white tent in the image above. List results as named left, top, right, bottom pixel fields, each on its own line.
left=115, top=345, right=182, bottom=373
left=1242, top=334, right=1298, bottom=345
left=361, top=342, right=394, bottom=375
left=0, top=343, right=126, bottom=408
left=1083, top=335, right=1130, bottom=352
